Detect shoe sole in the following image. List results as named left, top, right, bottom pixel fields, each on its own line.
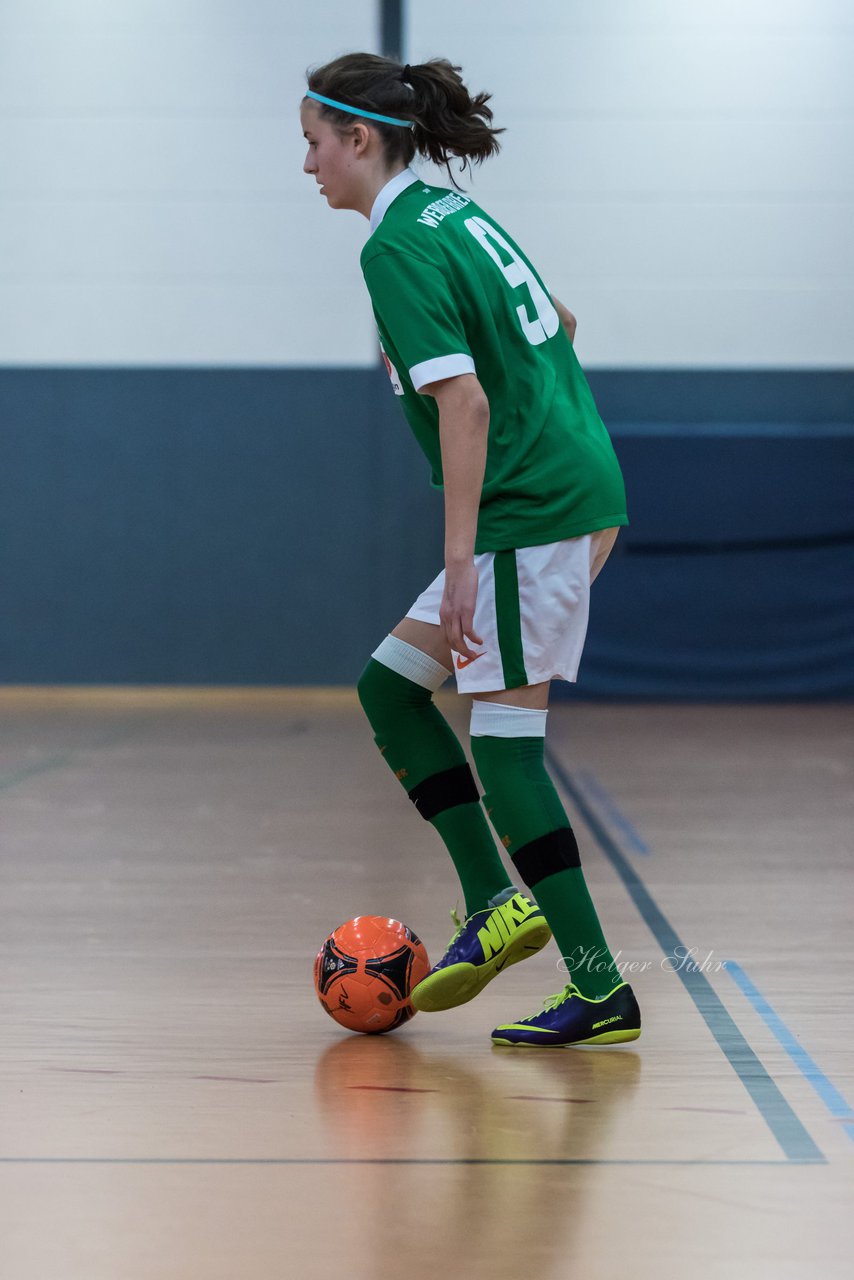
left=491, top=1027, right=642, bottom=1048
left=410, top=917, right=552, bottom=1013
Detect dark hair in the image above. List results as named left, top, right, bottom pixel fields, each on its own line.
left=305, top=53, right=504, bottom=189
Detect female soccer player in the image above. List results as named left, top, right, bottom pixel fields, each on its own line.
left=301, top=53, right=640, bottom=1047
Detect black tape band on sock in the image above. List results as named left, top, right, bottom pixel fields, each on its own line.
left=408, top=763, right=479, bottom=822
left=511, top=827, right=581, bottom=887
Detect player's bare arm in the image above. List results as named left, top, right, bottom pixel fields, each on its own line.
left=551, top=293, right=577, bottom=344
left=424, top=372, right=489, bottom=660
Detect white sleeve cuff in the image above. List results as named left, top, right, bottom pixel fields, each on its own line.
left=409, top=353, right=476, bottom=391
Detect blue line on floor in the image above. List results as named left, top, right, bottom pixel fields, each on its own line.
left=545, top=744, right=825, bottom=1165
left=726, top=961, right=854, bottom=1144
left=0, top=755, right=72, bottom=793
left=0, top=728, right=140, bottom=795
left=574, top=770, right=651, bottom=855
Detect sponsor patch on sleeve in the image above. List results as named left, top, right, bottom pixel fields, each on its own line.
left=380, top=342, right=405, bottom=396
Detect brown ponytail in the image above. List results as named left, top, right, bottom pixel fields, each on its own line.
left=305, top=53, right=504, bottom=189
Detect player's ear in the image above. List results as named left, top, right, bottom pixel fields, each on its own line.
left=349, top=121, right=372, bottom=155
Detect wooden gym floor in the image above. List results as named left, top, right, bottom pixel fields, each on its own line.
left=1, top=688, right=852, bottom=1279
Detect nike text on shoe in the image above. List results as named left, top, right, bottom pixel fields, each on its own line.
left=410, top=888, right=551, bottom=1013
left=491, top=982, right=641, bottom=1047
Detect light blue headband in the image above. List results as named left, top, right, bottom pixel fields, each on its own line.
left=305, top=89, right=414, bottom=129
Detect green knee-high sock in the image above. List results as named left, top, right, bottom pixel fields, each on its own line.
left=471, top=734, right=622, bottom=999
left=357, top=658, right=512, bottom=917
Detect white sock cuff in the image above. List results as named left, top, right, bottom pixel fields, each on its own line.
left=371, top=635, right=452, bottom=692
left=470, top=701, right=548, bottom=739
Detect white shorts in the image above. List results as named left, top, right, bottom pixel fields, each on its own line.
left=406, top=528, right=619, bottom=694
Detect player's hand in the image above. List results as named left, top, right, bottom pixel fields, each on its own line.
left=551, top=293, right=577, bottom=345
left=440, top=560, right=483, bottom=661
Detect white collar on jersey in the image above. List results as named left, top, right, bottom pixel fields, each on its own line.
left=369, top=167, right=420, bottom=232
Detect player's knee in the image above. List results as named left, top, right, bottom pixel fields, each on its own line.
left=357, top=659, right=395, bottom=734
left=358, top=637, right=450, bottom=726
left=356, top=655, right=430, bottom=735
left=356, top=658, right=379, bottom=716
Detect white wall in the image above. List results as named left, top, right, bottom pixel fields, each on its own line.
left=1, top=0, right=852, bottom=366
left=0, top=0, right=378, bottom=365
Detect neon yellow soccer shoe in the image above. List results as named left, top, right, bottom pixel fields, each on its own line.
left=410, top=887, right=551, bottom=1013
left=492, top=981, right=641, bottom=1047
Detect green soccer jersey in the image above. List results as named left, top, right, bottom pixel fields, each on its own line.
left=360, top=169, right=627, bottom=554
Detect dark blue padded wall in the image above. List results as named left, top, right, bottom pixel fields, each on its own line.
left=0, top=369, right=852, bottom=695
left=0, top=369, right=443, bottom=685
left=584, top=427, right=854, bottom=698
left=582, top=371, right=854, bottom=698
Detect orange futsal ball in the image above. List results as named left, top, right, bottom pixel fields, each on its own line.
left=314, top=916, right=430, bottom=1035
